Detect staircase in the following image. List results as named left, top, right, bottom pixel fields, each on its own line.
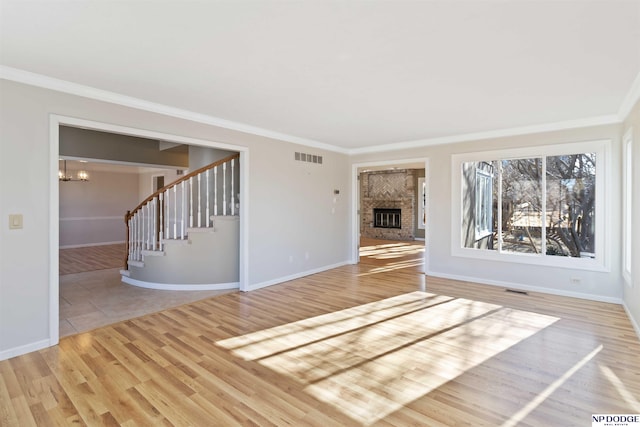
left=120, top=153, right=240, bottom=290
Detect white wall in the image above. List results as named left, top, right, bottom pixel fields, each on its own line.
left=351, top=124, right=623, bottom=302
left=622, top=98, right=640, bottom=336
left=0, top=79, right=350, bottom=359
left=247, top=145, right=349, bottom=289
left=59, top=169, right=139, bottom=247
left=188, top=145, right=235, bottom=170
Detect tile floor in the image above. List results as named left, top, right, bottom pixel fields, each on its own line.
left=59, top=268, right=234, bottom=337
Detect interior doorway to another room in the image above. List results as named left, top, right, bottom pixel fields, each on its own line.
left=53, top=116, right=248, bottom=342
left=353, top=159, right=428, bottom=270
left=153, top=174, right=165, bottom=192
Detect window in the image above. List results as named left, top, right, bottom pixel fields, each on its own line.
left=453, top=140, right=608, bottom=271
left=546, top=153, right=596, bottom=258
left=499, top=158, right=543, bottom=254
left=623, top=128, right=633, bottom=285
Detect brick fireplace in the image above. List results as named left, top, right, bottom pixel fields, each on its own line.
left=360, top=169, right=417, bottom=240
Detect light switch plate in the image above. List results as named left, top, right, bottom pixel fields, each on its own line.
left=9, top=214, right=23, bottom=229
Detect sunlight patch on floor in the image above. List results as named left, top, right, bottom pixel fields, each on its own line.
left=359, top=242, right=424, bottom=259
left=358, top=258, right=424, bottom=276
left=501, top=344, right=603, bottom=427
left=218, top=292, right=559, bottom=425
left=599, top=364, right=640, bottom=412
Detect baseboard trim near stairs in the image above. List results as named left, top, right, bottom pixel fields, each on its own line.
left=121, top=274, right=239, bottom=291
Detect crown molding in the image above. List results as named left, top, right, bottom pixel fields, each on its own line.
left=347, top=115, right=621, bottom=155
left=1, top=65, right=635, bottom=156
left=0, top=65, right=348, bottom=154
left=618, top=70, right=640, bottom=121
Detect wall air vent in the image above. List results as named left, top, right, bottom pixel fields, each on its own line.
left=294, top=152, right=323, bottom=165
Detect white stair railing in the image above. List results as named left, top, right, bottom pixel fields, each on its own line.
left=124, top=153, right=240, bottom=268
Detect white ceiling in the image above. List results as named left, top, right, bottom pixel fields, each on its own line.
left=2, top=1, right=639, bottom=152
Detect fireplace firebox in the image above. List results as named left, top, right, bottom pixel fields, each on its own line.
left=373, top=208, right=401, bottom=229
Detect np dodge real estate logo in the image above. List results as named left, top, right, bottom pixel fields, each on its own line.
left=592, top=414, right=640, bottom=426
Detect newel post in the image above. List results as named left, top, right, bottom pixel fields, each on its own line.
left=124, top=210, right=130, bottom=270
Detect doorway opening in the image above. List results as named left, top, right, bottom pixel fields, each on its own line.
left=50, top=115, right=249, bottom=343
left=351, top=158, right=429, bottom=271
left=153, top=174, right=165, bottom=192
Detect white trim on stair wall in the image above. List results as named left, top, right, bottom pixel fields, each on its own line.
left=121, top=274, right=240, bottom=291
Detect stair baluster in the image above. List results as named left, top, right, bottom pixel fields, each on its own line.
left=172, top=186, right=177, bottom=239
left=197, top=173, right=202, bottom=228
left=231, top=158, right=235, bottom=215
left=214, top=166, right=218, bottom=216
left=206, top=169, right=210, bottom=227
left=152, top=197, right=157, bottom=250
left=181, top=181, right=186, bottom=239
left=223, top=162, right=227, bottom=215
left=188, top=176, right=193, bottom=228
left=159, top=193, right=164, bottom=251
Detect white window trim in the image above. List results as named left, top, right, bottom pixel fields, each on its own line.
left=451, top=139, right=610, bottom=272
left=474, top=169, right=493, bottom=240
left=623, top=128, right=633, bottom=286
left=418, top=177, right=426, bottom=230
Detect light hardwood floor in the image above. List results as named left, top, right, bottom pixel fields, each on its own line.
left=2, top=238, right=639, bottom=426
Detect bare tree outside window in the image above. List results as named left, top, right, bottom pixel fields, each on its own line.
left=461, top=152, right=596, bottom=259
left=545, top=153, right=596, bottom=257
left=497, top=158, right=543, bottom=254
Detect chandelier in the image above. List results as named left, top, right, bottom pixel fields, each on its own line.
left=58, top=159, right=89, bottom=182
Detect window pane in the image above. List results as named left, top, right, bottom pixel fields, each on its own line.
left=546, top=153, right=596, bottom=258
left=500, top=158, right=542, bottom=254
left=462, top=161, right=496, bottom=250
left=475, top=170, right=492, bottom=237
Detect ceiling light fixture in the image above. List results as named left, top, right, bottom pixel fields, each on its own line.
left=58, top=159, right=89, bottom=182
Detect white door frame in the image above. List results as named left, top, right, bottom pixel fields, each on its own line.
left=49, top=114, right=250, bottom=345
left=350, top=157, right=430, bottom=270
left=152, top=173, right=166, bottom=192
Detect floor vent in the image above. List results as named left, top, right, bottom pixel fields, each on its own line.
left=505, top=288, right=529, bottom=295
left=294, top=152, right=323, bottom=164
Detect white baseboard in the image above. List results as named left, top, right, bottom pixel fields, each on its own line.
left=425, top=269, right=623, bottom=304
left=246, top=261, right=350, bottom=292
left=59, top=240, right=125, bottom=249
left=622, top=302, right=640, bottom=341
left=0, top=338, right=52, bottom=362
left=121, top=275, right=239, bottom=291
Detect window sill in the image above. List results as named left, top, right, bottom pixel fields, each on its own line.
left=452, top=247, right=609, bottom=273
